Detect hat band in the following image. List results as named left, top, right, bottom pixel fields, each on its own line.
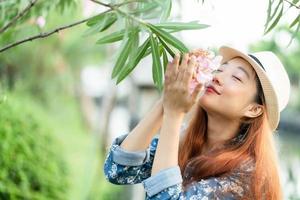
left=248, top=54, right=266, bottom=71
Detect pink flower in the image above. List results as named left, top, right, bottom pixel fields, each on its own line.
left=36, top=16, right=46, bottom=28
left=188, top=49, right=222, bottom=95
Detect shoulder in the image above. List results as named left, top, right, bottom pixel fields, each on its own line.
left=232, top=157, right=255, bottom=175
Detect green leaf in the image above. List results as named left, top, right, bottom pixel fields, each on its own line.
left=289, top=14, right=300, bottom=28
left=160, top=0, right=172, bottom=22
left=98, top=13, right=118, bottom=32
left=111, top=36, right=134, bottom=79
left=148, top=24, right=189, bottom=53
left=150, top=35, right=163, bottom=91
left=289, top=0, right=300, bottom=8
left=116, top=37, right=151, bottom=84
left=96, top=29, right=126, bottom=44
left=84, top=12, right=117, bottom=36
left=157, top=36, right=175, bottom=57
left=265, top=0, right=272, bottom=28
left=88, top=12, right=117, bottom=31
left=127, top=28, right=140, bottom=69
left=130, top=2, right=159, bottom=15
left=264, top=1, right=283, bottom=34
left=142, top=47, right=152, bottom=58
left=264, top=0, right=283, bottom=33
left=87, top=12, right=107, bottom=27
left=162, top=48, right=168, bottom=74
left=287, top=16, right=300, bottom=47
left=154, top=21, right=210, bottom=31
left=87, top=12, right=116, bottom=27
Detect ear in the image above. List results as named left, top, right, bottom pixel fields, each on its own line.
left=243, top=103, right=263, bottom=118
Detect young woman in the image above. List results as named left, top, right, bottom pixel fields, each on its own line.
left=103, top=45, right=291, bottom=199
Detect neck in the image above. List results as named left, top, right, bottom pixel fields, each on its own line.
left=202, top=112, right=240, bottom=153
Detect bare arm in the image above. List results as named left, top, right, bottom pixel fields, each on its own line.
left=151, top=111, right=184, bottom=175
left=120, top=96, right=164, bottom=151
left=150, top=54, right=201, bottom=175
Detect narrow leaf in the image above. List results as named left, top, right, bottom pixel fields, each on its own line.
left=287, top=17, right=300, bottom=47
left=116, top=37, right=151, bottom=84
left=98, top=13, right=118, bottom=32
left=157, top=36, right=175, bottom=57
left=84, top=12, right=117, bottom=36
left=154, top=21, right=210, bottom=31
left=87, top=12, right=107, bottom=27
left=142, top=47, right=152, bottom=58
left=264, top=0, right=283, bottom=32
left=111, top=37, right=133, bottom=79
left=264, top=2, right=283, bottom=34
left=150, top=35, right=163, bottom=91
left=130, top=2, right=159, bottom=15
left=96, top=29, right=126, bottom=44
left=289, top=14, right=300, bottom=28
left=162, top=48, right=168, bottom=74
left=160, top=0, right=172, bottom=22
left=265, top=0, right=272, bottom=28
left=127, top=28, right=140, bottom=71
left=148, top=24, right=189, bottom=53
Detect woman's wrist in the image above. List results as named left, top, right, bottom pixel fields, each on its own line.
left=164, top=109, right=185, bottom=119
left=162, top=111, right=185, bottom=132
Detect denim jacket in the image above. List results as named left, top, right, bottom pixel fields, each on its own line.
left=103, top=126, right=255, bottom=199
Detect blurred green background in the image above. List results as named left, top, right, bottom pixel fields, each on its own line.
left=1, top=0, right=300, bottom=199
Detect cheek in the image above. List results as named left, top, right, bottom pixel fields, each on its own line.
left=199, top=85, right=252, bottom=117
left=221, top=85, right=254, bottom=114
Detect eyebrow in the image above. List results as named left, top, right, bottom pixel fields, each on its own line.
left=237, top=66, right=250, bottom=79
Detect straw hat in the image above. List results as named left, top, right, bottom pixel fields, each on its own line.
left=218, top=45, right=291, bottom=131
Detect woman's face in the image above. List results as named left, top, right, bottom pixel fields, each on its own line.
left=199, top=57, right=262, bottom=120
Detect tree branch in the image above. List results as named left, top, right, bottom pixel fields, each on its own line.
left=0, top=0, right=39, bottom=34
left=0, top=9, right=112, bottom=53
left=89, top=0, right=111, bottom=7
left=89, top=0, right=147, bottom=25
left=0, top=0, right=144, bottom=53
left=284, top=0, right=300, bottom=9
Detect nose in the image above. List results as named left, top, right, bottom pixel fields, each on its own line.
left=212, top=72, right=223, bottom=86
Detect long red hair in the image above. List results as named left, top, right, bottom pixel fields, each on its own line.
left=178, top=75, right=282, bottom=199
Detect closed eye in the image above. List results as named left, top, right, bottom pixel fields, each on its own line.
left=232, top=75, right=242, bottom=82
left=213, top=69, right=223, bottom=74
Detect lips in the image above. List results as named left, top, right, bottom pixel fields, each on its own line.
left=206, top=85, right=221, bottom=95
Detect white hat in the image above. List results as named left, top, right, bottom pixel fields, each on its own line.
left=218, top=45, right=291, bottom=131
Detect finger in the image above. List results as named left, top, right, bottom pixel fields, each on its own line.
left=165, top=54, right=179, bottom=83
left=177, top=53, right=189, bottom=82
left=183, top=55, right=196, bottom=85
left=164, top=62, right=173, bottom=84
left=191, top=83, right=203, bottom=100
left=173, top=53, right=180, bottom=80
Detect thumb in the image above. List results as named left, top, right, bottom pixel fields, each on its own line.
left=191, top=83, right=203, bottom=100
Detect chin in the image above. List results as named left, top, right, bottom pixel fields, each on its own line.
left=199, top=95, right=222, bottom=114
left=198, top=95, right=212, bottom=110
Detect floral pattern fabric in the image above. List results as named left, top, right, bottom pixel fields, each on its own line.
left=103, top=130, right=254, bottom=200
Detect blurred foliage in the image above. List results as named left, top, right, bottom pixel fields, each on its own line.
left=0, top=94, right=68, bottom=200
left=0, top=1, right=123, bottom=199
left=0, top=0, right=76, bottom=45
left=264, top=0, right=300, bottom=45
left=250, top=25, right=300, bottom=84
left=0, top=0, right=210, bottom=92
left=82, top=0, right=209, bottom=91
left=249, top=24, right=300, bottom=109
left=1, top=0, right=300, bottom=91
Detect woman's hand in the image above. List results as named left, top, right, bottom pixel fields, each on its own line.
left=162, top=53, right=203, bottom=116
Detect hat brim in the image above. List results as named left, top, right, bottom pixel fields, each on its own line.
left=218, top=46, right=279, bottom=131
